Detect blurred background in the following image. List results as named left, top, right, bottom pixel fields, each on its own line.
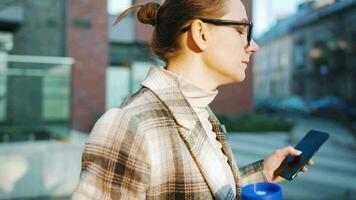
left=0, top=0, right=355, bottom=199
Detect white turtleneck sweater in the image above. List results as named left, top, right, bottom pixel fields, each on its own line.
left=161, top=67, right=236, bottom=194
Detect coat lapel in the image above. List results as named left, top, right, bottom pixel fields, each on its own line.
left=141, top=66, right=236, bottom=200
left=177, top=123, right=236, bottom=200
left=207, top=107, right=242, bottom=196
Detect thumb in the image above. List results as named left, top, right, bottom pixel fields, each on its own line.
left=283, top=146, right=302, bottom=157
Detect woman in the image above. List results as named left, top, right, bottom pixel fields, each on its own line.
left=73, top=0, right=313, bottom=199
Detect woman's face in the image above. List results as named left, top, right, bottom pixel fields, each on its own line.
left=203, top=0, right=259, bottom=84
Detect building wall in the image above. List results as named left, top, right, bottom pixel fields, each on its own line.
left=67, top=0, right=108, bottom=132
left=254, top=1, right=356, bottom=104
left=254, top=35, right=293, bottom=100
left=0, top=1, right=69, bottom=129
left=109, top=14, right=135, bottom=43
left=0, top=0, right=67, bottom=56
left=291, top=4, right=356, bottom=102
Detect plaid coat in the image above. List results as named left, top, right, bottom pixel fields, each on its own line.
left=73, top=67, right=267, bottom=200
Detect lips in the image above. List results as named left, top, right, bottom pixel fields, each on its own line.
left=241, top=61, right=249, bottom=65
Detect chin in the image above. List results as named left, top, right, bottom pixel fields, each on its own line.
left=234, top=77, right=245, bottom=83
left=216, top=67, right=246, bottom=84
left=232, top=72, right=246, bottom=82
left=222, top=75, right=245, bottom=85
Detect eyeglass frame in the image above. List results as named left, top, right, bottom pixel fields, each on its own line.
left=181, top=18, right=253, bottom=46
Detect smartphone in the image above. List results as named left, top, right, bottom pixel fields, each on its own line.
left=276, top=129, right=330, bottom=181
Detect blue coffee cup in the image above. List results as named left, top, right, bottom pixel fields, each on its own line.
left=241, top=182, right=282, bottom=200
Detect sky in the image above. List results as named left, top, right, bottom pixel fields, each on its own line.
left=108, top=0, right=304, bottom=37
left=253, top=0, right=303, bottom=37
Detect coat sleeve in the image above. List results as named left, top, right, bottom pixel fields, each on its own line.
left=239, top=159, right=268, bottom=186
left=72, top=108, right=150, bottom=200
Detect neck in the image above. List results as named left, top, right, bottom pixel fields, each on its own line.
left=166, top=56, right=227, bottom=91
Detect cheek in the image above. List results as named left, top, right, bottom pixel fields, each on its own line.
left=233, top=36, right=245, bottom=56
left=215, top=37, right=242, bottom=56
left=221, top=34, right=244, bottom=57
left=207, top=31, right=245, bottom=67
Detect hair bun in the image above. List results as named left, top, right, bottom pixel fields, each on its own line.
left=137, top=2, right=161, bottom=26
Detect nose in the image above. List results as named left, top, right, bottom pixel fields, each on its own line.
left=245, top=39, right=259, bottom=55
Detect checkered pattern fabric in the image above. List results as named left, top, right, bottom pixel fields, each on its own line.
left=72, top=67, right=267, bottom=200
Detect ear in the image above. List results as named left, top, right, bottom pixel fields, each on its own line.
left=189, top=19, right=209, bottom=51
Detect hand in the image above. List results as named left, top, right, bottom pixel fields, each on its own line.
left=263, top=146, right=314, bottom=183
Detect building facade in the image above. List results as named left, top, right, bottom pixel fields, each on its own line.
left=67, top=0, right=108, bottom=133
left=254, top=34, right=293, bottom=100
left=0, top=0, right=74, bottom=138
left=0, top=0, right=108, bottom=134
left=254, top=0, right=356, bottom=104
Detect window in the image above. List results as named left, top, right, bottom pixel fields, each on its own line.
left=294, top=40, right=305, bottom=68
left=352, top=31, right=356, bottom=55
left=280, top=50, right=289, bottom=67
left=108, top=0, right=132, bottom=15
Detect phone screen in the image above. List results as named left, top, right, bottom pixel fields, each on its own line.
left=276, top=130, right=330, bottom=181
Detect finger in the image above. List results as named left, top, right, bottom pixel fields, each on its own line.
left=301, top=166, right=307, bottom=172
left=307, top=160, right=314, bottom=166
left=281, top=146, right=302, bottom=156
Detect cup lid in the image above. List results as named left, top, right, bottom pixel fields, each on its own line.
left=241, top=182, right=282, bottom=199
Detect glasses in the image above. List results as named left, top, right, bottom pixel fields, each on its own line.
left=181, top=18, right=253, bottom=46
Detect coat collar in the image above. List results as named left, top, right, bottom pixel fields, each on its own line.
left=141, top=66, right=198, bottom=130
left=141, top=66, right=240, bottom=199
